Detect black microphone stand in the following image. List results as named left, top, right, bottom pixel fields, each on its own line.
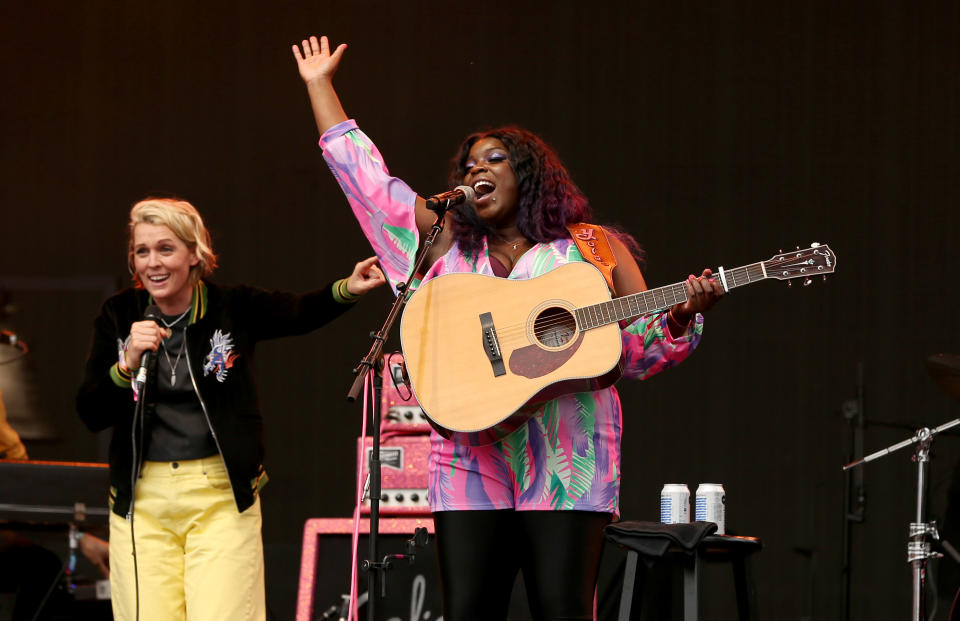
left=346, top=201, right=452, bottom=621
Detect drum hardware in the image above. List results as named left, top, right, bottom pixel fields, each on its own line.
left=843, top=353, right=960, bottom=620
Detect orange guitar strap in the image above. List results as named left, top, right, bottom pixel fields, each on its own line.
left=567, top=223, right=617, bottom=292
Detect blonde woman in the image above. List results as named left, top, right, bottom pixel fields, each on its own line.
left=77, top=197, right=384, bottom=620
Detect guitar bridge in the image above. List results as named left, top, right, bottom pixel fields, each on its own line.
left=479, top=312, right=506, bottom=377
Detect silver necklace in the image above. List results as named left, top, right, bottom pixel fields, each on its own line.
left=159, top=307, right=190, bottom=385
left=495, top=235, right=527, bottom=251
left=159, top=306, right=191, bottom=328
left=161, top=334, right=185, bottom=385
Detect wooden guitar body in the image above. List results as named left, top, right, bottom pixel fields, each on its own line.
left=399, top=244, right=837, bottom=445
left=400, top=262, right=623, bottom=445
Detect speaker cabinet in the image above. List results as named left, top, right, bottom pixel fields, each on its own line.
left=358, top=435, right=430, bottom=515
left=296, top=517, right=439, bottom=621
left=297, top=517, right=533, bottom=620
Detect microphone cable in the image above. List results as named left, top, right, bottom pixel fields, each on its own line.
left=128, top=357, right=151, bottom=621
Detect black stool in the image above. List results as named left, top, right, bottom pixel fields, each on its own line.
left=604, top=521, right=762, bottom=621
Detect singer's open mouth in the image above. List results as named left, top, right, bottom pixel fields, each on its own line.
left=472, top=179, right=495, bottom=197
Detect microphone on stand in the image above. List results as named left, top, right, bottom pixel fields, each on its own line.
left=134, top=305, right=163, bottom=390
left=424, top=185, right=475, bottom=214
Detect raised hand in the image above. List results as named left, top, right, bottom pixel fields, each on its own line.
left=344, top=256, right=387, bottom=296
left=292, top=35, right=347, bottom=85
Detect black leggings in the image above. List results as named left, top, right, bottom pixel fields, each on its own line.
left=433, top=510, right=612, bottom=621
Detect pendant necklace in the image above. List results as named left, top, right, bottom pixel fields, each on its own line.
left=161, top=336, right=185, bottom=385
left=159, top=306, right=191, bottom=385
left=497, top=235, right=527, bottom=251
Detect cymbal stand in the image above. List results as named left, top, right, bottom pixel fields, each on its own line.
left=844, top=417, right=960, bottom=620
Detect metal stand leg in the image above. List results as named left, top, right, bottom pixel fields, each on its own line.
left=909, top=433, right=942, bottom=621
left=682, top=553, right=700, bottom=621
left=732, top=554, right=759, bottom=621
left=617, top=551, right=639, bottom=621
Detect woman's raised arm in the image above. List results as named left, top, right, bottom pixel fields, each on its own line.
left=292, top=35, right=349, bottom=136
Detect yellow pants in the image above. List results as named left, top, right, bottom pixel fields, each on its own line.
left=109, top=457, right=266, bottom=621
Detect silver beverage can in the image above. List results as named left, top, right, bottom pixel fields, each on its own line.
left=660, top=484, right=690, bottom=524
left=695, top=483, right=726, bottom=534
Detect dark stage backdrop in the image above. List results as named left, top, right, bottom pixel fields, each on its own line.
left=1, top=1, right=958, bottom=619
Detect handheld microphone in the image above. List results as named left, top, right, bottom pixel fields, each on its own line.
left=424, top=185, right=475, bottom=214
left=135, top=305, right=163, bottom=389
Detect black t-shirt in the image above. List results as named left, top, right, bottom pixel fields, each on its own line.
left=144, top=314, right=218, bottom=461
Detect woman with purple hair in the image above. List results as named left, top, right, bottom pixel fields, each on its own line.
left=294, top=35, right=723, bottom=621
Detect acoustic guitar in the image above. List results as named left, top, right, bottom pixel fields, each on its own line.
left=400, top=243, right=836, bottom=445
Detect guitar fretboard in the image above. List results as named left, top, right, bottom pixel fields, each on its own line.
left=574, top=262, right=766, bottom=329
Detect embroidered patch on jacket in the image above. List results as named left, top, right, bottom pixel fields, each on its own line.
left=117, top=336, right=130, bottom=364
left=203, top=330, right=238, bottom=382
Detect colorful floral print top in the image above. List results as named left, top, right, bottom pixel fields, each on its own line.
left=321, top=120, right=703, bottom=514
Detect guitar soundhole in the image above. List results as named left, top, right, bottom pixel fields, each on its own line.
left=533, top=307, right=577, bottom=348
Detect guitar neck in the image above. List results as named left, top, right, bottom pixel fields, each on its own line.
left=575, top=262, right=767, bottom=329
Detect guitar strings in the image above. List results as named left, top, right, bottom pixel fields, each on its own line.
left=494, top=281, right=690, bottom=335
left=424, top=258, right=814, bottom=347
left=484, top=304, right=677, bottom=344
left=470, top=263, right=763, bottom=342
left=479, top=283, right=691, bottom=342
left=491, top=262, right=763, bottom=340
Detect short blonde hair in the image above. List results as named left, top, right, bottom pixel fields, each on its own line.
left=127, top=198, right=218, bottom=287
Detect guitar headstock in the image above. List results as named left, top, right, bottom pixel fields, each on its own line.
left=764, top=243, right=837, bottom=282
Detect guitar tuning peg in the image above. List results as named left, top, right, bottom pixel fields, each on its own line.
left=796, top=245, right=800, bottom=250
left=779, top=248, right=783, bottom=254
left=787, top=280, right=792, bottom=288
left=803, top=278, right=812, bottom=287
left=822, top=275, right=828, bottom=282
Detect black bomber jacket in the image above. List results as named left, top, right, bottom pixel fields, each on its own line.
left=76, top=280, right=354, bottom=517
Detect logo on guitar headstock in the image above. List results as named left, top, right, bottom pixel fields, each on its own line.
left=763, top=243, right=837, bottom=281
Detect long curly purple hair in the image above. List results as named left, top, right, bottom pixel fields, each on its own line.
left=446, top=126, right=644, bottom=268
